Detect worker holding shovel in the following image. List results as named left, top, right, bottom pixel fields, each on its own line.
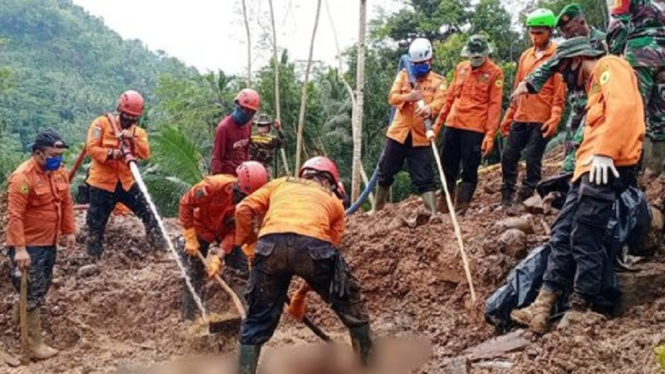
left=84, top=90, right=164, bottom=260
left=5, top=129, right=76, bottom=361
left=430, top=34, right=505, bottom=215
left=177, top=161, right=268, bottom=321
left=234, top=156, right=373, bottom=374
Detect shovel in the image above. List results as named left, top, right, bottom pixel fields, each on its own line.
left=19, top=270, right=30, bottom=365
left=195, top=252, right=246, bottom=334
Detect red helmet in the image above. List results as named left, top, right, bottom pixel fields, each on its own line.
left=234, top=89, right=260, bottom=111
left=236, top=161, right=268, bottom=195
left=117, top=90, right=145, bottom=116
left=299, top=156, right=340, bottom=185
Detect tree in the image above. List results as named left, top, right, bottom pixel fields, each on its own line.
left=241, top=0, right=252, bottom=86
left=295, top=0, right=323, bottom=173
left=268, top=0, right=291, bottom=175
left=351, top=0, right=367, bottom=201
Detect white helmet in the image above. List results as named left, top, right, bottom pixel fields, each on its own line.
left=409, top=38, right=433, bottom=63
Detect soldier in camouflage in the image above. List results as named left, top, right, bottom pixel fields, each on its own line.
left=248, top=113, right=285, bottom=178
left=607, top=0, right=665, bottom=179
left=512, top=3, right=606, bottom=173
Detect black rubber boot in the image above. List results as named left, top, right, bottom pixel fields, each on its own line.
left=455, top=182, right=476, bottom=216
left=238, top=345, right=261, bottom=374
left=501, top=188, right=514, bottom=208
left=86, top=234, right=104, bottom=261
left=349, top=324, right=373, bottom=367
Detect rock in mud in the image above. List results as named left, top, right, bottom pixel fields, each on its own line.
left=522, top=195, right=544, bottom=214
left=499, top=229, right=527, bottom=259
left=77, top=264, right=100, bottom=278
left=618, top=263, right=665, bottom=312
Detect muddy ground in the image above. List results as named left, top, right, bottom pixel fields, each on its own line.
left=1, top=154, right=665, bottom=374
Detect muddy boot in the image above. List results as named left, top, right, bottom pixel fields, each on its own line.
left=27, top=309, right=59, bottom=360
left=369, top=185, right=390, bottom=215
left=421, top=191, right=437, bottom=214
left=557, top=292, right=601, bottom=330
left=349, top=324, right=373, bottom=367
left=438, top=190, right=454, bottom=214
left=86, top=234, right=104, bottom=261
left=455, top=182, right=476, bottom=216
left=501, top=188, right=514, bottom=208
left=516, top=186, right=534, bottom=204
left=510, top=288, right=558, bottom=334
left=238, top=344, right=261, bottom=374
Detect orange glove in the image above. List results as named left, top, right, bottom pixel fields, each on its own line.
left=182, top=228, right=200, bottom=256
left=500, top=120, right=512, bottom=138
left=206, top=256, right=222, bottom=278
left=481, top=136, right=494, bottom=157
left=286, top=283, right=311, bottom=321
left=541, top=120, right=558, bottom=138
left=220, top=232, right=235, bottom=254
left=242, top=242, right=257, bottom=264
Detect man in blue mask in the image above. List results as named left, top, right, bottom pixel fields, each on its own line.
left=5, top=129, right=75, bottom=360
left=211, top=88, right=261, bottom=176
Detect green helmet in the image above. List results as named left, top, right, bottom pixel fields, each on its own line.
left=526, top=8, right=557, bottom=28
left=461, top=34, right=494, bottom=57
left=548, top=36, right=606, bottom=70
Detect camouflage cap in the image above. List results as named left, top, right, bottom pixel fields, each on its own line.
left=461, top=34, right=493, bottom=57
left=548, top=36, right=606, bottom=69
left=254, top=113, right=273, bottom=126
left=556, top=3, right=584, bottom=28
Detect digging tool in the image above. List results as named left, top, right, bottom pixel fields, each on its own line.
left=19, top=270, right=30, bottom=365
left=68, top=146, right=87, bottom=182
left=195, top=251, right=246, bottom=333
left=284, top=295, right=332, bottom=342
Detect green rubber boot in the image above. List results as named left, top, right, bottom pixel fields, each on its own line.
left=420, top=191, right=438, bottom=214
left=238, top=345, right=261, bottom=374
left=369, top=185, right=390, bottom=215
left=349, top=324, right=373, bottom=367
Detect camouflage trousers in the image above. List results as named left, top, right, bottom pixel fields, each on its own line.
left=635, top=66, right=665, bottom=141
left=7, top=246, right=57, bottom=311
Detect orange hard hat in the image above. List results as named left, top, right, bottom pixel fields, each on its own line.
left=234, top=89, right=260, bottom=111
left=117, top=90, right=145, bottom=116
left=236, top=161, right=268, bottom=195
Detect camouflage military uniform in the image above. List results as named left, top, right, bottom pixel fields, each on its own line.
left=248, top=132, right=284, bottom=177
left=608, top=0, right=665, bottom=174
left=525, top=28, right=607, bottom=172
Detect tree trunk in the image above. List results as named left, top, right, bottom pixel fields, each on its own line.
left=241, top=0, right=252, bottom=86
left=268, top=0, right=291, bottom=176
left=351, top=0, right=367, bottom=201
left=294, top=0, right=323, bottom=174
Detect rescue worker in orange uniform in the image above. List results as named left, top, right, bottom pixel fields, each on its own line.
left=500, top=9, right=566, bottom=207
left=85, top=90, right=162, bottom=259
left=511, top=37, right=644, bottom=333
left=431, top=35, right=504, bottom=214
left=372, top=37, right=447, bottom=214
left=210, top=89, right=260, bottom=176
left=235, top=156, right=372, bottom=374
left=177, top=161, right=268, bottom=321
left=5, top=129, right=75, bottom=360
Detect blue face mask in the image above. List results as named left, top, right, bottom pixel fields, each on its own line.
left=232, top=105, right=253, bottom=126
left=412, top=63, right=432, bottom=77
left=44, top=155, right=63, bottom=171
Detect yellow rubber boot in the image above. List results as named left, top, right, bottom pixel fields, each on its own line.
left=510, top=288, right=558, bottom=334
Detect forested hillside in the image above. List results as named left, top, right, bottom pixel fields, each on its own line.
left=0, top=0, right=194, bottom=147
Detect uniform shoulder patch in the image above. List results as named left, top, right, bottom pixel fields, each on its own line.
left=495, top=79, right=504, bottom=87
left=93, top=126, right=102, bottom=139
left=600, top=70, right=611, bottom=85
left=194, top=187, right=207, bottom=199
left=19, top=183, right=30, bottom=195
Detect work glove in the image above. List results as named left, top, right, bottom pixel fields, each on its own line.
left=583, top=155, right=619, bottom=185
left=481, top=136, right=494, bottom=156
left=206, top=256, right=222, bottom=278
left=500, top=120, right=512, bottom=138
left=286, top=283, right=311, bottom=322
left=541, top=120, right=558, bottom=138
left=426, top=130, right=435, bottom=141
left=182, top=228, right=200, bottom=256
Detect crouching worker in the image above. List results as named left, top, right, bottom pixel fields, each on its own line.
left=5, top=129, right=76, bottom=360
left=235, top=156, right=373, bottom=373
left=177, top=161, right=268, bottom=321
left=510, top=37, right=645, bottom=333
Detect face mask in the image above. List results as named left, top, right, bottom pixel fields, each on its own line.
left=530, top=32, right=549, bottom=48
left=120, top=115, right=137, bottom=129
left=469, top=54, right=488, bottom=68
left=232, top=105, right=253, bottom=126
left=412, top=63, right=432, bottom=78
left=44, top=155, right=63, bottom=171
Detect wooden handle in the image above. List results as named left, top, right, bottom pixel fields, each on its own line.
left=196, top=252, right=246, bottom=319
left=20, top=270, right=30, bottom=363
